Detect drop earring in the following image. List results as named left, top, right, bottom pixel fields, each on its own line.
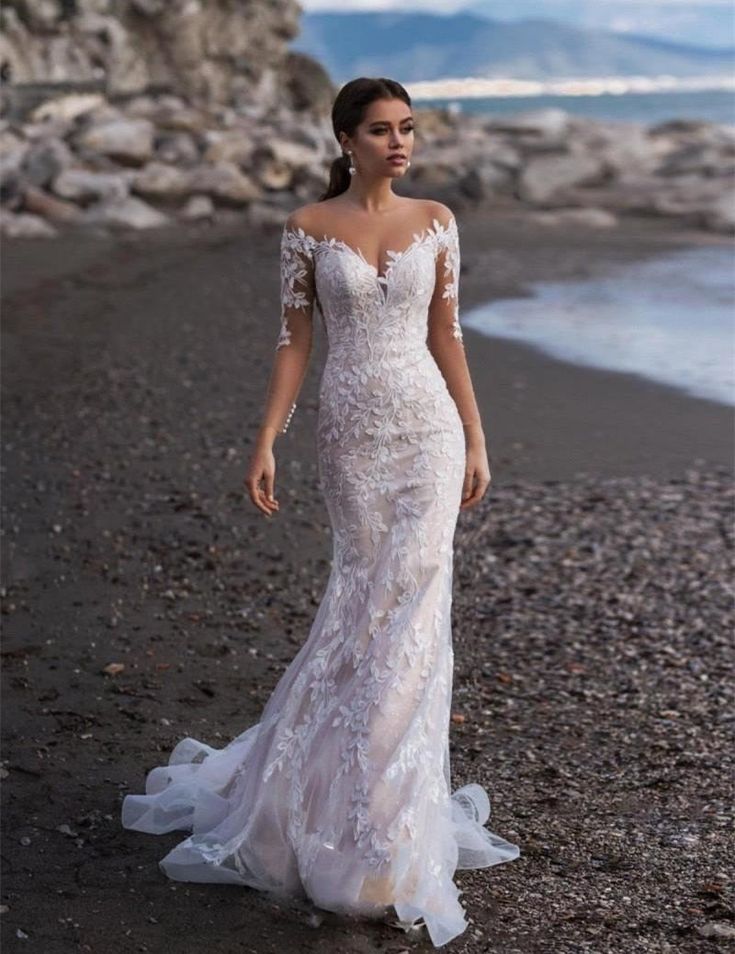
left=346, top=150, right=356, bottom=176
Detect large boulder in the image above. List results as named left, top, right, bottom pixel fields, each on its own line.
left=22, top=184, right=82, bottom=222
left=518, top=151, right=609, bottom=204
left=486, top=108, right=572, bottom=142
left=52, top=167, right=131, bottom=203
left=81, top=195, right=170, bottom=229
left=701, top=193, right=735, bottom=234
left=75, top=118, right=155, bottom=166
left=1, top=210, right=58, bottom=237
left=132, top=161, right=192, bottom=202
left=188, top=162, right=261, bottom=206
left=21, top=137, right=75, bottom=187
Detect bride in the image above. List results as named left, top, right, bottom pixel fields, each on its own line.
left=121, top=76, right=520, bottom=947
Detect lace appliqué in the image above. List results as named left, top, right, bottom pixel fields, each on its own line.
left=277, top=225, right=317, bottom=351
left=435, top=215, right=463, bottom=342
left=277, top=215, right=462, bottom=349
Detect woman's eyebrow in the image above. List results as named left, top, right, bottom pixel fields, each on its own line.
left=369, top=118, right=414, bottom=126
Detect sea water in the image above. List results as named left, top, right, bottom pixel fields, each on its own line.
left=415, top=87, right=735, bottom=127
left=461, top=246, right=735, bottom=407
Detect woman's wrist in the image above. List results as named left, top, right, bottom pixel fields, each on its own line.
left=257, top=424, right=280, bottom=447
left=462, top=421, right=486, bottom=446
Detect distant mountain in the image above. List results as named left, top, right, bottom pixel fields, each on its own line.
left=463, top=0, right=735, bottom=51
left=292, top=12, right=735, bottom=84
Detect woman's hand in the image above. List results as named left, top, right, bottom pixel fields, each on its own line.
left=246, top=430, right=280, bottom=517
left=460, top=428, right=492, bottom=511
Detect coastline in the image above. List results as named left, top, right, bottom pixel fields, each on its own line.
left=456, top=205, right=734, bottom=481
left=3, top=206, right=733, bottom=483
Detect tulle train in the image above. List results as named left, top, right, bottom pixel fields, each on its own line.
left=122, top=724, right=520, bottom=947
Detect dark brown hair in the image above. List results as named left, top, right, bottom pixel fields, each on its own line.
left=318, top=77, right=412, bottom=202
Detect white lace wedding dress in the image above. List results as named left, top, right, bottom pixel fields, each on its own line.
left=121, top=208, right=520, bottom=947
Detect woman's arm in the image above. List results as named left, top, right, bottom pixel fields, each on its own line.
left=258, top=313, right=313, bottom=440
left=246, top=213, right=317, bottom=516
left=426, top=205, right=491, bottom=509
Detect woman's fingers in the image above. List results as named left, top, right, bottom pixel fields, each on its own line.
left=259, top=488, right=279, bottom=515
left=461, top=469, right=474, bottom=502
left=264, top=471, right=278, bottom=510
left=247, top=477, right=269, bottom=515
left=460, top=468, right=476, bottom=509
left=246, top=469, right=279, bottom=516
left=459, top=466, right=491, bottom=510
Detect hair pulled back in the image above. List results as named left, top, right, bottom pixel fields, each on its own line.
left=318, top=77, right=412, bottom=202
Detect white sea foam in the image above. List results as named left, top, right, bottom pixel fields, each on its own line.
left=462, top=246, right=735, bottom=406
left=407, top=73, right=735, bottom=101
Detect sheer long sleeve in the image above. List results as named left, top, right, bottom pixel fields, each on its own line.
left=259, top=219, right=318, bottom=436
left=427, top=212, right=484, bottom=430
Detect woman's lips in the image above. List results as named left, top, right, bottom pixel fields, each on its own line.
left=387, top=156, right=406, bottom=164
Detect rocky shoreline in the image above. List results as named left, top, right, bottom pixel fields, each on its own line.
left=2, top=0, right=734, bottom=240
left=2, top=89, right=734, bottom=240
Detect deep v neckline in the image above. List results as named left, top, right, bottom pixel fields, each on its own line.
left=282, top=215, right=455, bottom=305
left=317, top=228, right=431, bottom=285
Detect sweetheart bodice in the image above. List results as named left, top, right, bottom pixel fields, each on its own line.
left=278, top=215, right=463, bottom=359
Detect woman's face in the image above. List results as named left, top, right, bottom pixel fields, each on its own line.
left=341, top=98, right=415, bottom=179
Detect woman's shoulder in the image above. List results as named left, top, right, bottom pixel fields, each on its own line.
left=284, top=199, right=348, bottom=235
left=420, top=198, right=456, bottom=229
left=284, top=196, right=358, bottom=234
left=395, top=197, right=455, bottom=228
left=283, top=197, right=455, bottom=239
left=283, top=203, right=320, bottom=235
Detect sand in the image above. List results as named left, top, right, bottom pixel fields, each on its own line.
left=1, top=208, right=733, bottom=953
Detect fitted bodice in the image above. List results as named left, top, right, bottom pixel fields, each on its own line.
left=275, top=209, right=465, bottom=437
left=278, top=215, right=463, bottom=362
left=311, top=223, right=448, bottom=360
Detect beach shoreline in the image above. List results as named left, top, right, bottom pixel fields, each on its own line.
left=4, top=205, right=732, bottom=482
left=456, top=205, right=734, bottom=481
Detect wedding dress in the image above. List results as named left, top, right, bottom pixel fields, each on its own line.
left=121, top=205, right=520, bottom=947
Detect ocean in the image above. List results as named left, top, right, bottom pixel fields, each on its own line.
left=414, top=87, right=735, bottom=127
left=414, top=85, right=735, bottom=408
left=461, top=246, right=735, bottom=408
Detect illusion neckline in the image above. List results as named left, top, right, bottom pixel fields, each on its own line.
left=283, top=215, right=455, bottom=285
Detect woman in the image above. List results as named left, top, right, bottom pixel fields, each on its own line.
left=121, top=77, right=520, bottom=947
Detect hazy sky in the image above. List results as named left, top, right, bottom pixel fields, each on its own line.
left=299, top=0, right=735, bottom=47
left=301, top=0, right=733, bottom=8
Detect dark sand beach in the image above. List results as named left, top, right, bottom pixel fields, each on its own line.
left=2, top=209, right=733, bottom=953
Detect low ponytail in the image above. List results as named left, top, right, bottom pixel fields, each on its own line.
left=319, top=153, right=352, bottom=202
left=316, top=77, right=411, bottom=203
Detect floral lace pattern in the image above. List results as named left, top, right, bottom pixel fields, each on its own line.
left=121, top=208, right=520, bottom=948
left=276, top=215, right=463, bottom=353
